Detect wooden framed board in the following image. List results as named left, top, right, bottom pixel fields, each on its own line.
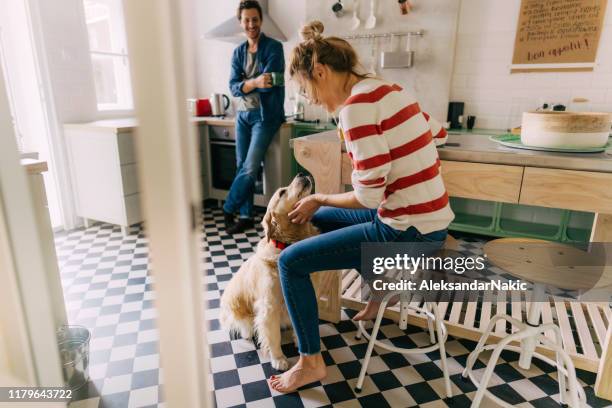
left=511, top=0, right=608, bottom=73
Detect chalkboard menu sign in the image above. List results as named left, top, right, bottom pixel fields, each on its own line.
left=511, top=0, right=608, bottom=73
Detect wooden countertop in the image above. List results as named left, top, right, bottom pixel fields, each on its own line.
left=292, top=130, right=612, bottom=173
left=192, top=116, right=294, bottom=127
left=441, top=132, right=612, bottom=173
left=20, top=159, right=48, bottom=175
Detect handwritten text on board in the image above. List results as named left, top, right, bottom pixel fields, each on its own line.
left=512, top=0, right=607, bottom=70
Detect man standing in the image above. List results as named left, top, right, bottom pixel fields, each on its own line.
left=224, top=0, right=285, bottom=234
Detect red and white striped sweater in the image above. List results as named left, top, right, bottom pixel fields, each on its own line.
left=338, top=78, right=455, bottom=233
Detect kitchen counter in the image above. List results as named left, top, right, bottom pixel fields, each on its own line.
left=441, top=132, right=612, bottom=173
left=192, top=116, right=294, bottom=128
left=64, top=116, right=299, bottom=131
left=20, top=159, right=48, bottom=175
left=291, top=130, right=612, bottom=173
left=64, top=118, right=138, bottom=133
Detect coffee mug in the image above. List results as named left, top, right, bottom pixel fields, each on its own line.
left=271, top=72, right=284, bottom=86
left=467, top=115, right=476, bottom=130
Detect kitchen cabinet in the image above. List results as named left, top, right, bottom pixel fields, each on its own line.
left=520, top=167, right=612, bottom=214
left=21, top=159, right=67, bottom=329
left=64, top=119, right=142, bottom=236
left=439, top=161, right=523, bottom=203
left=64, top=119, right=212, bottom=235
left=197, top=124, right=209, bottom=200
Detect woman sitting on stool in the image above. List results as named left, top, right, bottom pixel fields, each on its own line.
left=268, top=20, right=454, bottom=393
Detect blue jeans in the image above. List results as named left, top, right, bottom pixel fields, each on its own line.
left=278, top=207, right=447, bottom=355
left=223, top=110, right=281, bottom=218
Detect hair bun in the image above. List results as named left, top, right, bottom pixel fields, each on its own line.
left=300, top=20, right=324, bottom=41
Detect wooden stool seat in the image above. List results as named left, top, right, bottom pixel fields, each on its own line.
left=484, top=237, right=609, bottom=291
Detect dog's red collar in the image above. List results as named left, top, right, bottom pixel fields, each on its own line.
left=270, top=239, right=291, bottom=250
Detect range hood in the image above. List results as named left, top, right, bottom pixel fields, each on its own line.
left=204, top=0, right=287, bottom=43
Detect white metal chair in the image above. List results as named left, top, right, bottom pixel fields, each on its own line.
left=353, top=287, right=453, bottom=398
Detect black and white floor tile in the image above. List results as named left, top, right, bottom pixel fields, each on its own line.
left=55, top=202, right=611, bottom=408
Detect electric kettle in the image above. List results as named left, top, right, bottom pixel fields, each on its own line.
left=211, top=93, right=231, bottom=116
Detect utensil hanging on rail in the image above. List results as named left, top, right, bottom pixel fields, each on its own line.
left=350, top=0, right=361, bottom=30
left=332, top=0, right=345, bottom=18
left=365, top=0, right=376, bottom=29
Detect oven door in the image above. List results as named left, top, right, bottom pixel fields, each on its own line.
left=209, top=140, right=236, bottom=190
left=209, top=140, right=264, bottom=194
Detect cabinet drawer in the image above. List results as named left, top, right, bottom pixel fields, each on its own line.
left=520, top=167, right=612, bottom=214
left=209, top=125, right=235, bottom=141
left=118, top=132, right=136, bottom=165
left=121, top=164, right=139, bottom=196
left=440, top=161, right=523, bottom=203
left=125, top=193, right=143, bottom=226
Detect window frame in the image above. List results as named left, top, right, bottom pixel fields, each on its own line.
left=83, top=0, right=134, bottom=113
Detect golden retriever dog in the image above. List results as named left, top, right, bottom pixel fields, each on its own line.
left=220, top=174, right=320, bottom=370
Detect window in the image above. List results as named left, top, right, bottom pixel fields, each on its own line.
left=83, top=0, right=133, bottom=111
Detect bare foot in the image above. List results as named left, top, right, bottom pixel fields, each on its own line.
left=352, top=296, right=399, bottom=321
left=269, top=354, right=326, bottom=393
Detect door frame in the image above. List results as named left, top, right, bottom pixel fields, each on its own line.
left=123, top=0, right=211, bottom=406
left=23, top=0, right=79, bottom=230
left=0, top=38, right=65, bottom=392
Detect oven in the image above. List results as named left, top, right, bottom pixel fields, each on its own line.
left=205, top=124, right=272, bottom=207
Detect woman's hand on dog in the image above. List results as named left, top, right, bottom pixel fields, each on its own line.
left=289, top=194, right=322, bottom=224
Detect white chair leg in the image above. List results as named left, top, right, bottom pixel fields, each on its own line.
left=462, top=314, right=507, bottom=378
left=470, top=331, right=526, bottom=408
left=399, top=294, right=409, bottom=330
left=549, top=326, right=568, bottom=406
left=432, top=302, right=452, bottom=398
left=355, top=295, right=390, bottom=393
left=355, top=321, right=363, bottom=340
left=540, top=326, right=582, bottom=407
left=426, top=302, right=436, bottom=343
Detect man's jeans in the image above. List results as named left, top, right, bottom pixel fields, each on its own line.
left=278, top=207, right=447, bottom=355
left=223, top=110, right=281, bottom=218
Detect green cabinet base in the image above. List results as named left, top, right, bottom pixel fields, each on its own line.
left=449, top=198, right=593, bottom=244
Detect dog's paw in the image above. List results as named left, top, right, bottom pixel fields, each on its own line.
left=240, top=328, right=252, bottom=340
left=271, top=356, right=290, bottom=371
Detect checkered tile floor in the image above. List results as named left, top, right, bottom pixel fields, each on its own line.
left=56, top=202, right=612, bottom=408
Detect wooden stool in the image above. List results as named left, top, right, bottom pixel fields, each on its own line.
left=352, top=236, right=460, bottom=397
left=353, top=291, right=452, bottom=398
left=462, top=238, right=600, bottom=407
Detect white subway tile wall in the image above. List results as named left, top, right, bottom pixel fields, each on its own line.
left=450, top=0, right=612, bottom=130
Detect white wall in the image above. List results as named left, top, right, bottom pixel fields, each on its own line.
left=450, top=0, right=612, bottom=130
left=195, top=0, right=460, bottom=122
left=305, top=0, right=460, bottom=122
left=194, top=0, right=306, bottom=116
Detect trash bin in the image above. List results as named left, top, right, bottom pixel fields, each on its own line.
left=57, top=325, right=91, bottom=390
